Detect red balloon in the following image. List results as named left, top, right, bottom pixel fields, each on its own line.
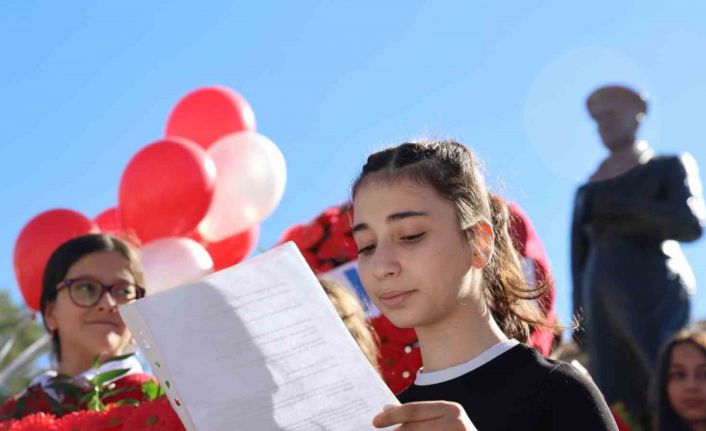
left=14, top=209, right=98, bottom=310
left=119, top=138, right=216, bottom=243
left=165, top=86, right=256, bottom=150
left=95, top=207, right=122, bottom=234
left=205, top=226, right=259, bottom=271
left=94, top=207, right=141, bottom=245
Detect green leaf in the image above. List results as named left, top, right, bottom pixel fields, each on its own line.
left=87, top=395, right=105, bottom=412
left=114, top=398, right=140, bottom=407
left=102, top=352, right=135, bottom=364
left=79, top=390, right=98, bottom=405
left=92, top=355, right=101, bottom=370
left=141, top=380, right=162, bottom=401
left=92, top=368, right=130, bottom=387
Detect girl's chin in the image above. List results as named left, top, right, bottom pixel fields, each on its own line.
left=385, top=312, right=421, bottom=329
left=83, top=336, right=129, bottom=358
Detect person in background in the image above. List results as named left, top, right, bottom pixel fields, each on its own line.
left=319, top=279, right=379, bottom=370
left=352, top=140, right=617, bottom=430
left=653, top=327, right=706, bottom=431
left=0, top=234, right=154, bottom=420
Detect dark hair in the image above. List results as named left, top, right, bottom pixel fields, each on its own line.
left=40, top=233, right=144, bottom=360
left=351, top=140, right=552, bottom=342
left=319, top=279, right=379, bottom=370
left=653, top=327, right=706, bottom=431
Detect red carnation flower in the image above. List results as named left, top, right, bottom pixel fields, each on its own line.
left=85, top=404, right=136, bottom=431
left=316, top=233, right=358, bottom=263
left=123, top=397, right=185, bottom=431
left=8, top=412, right=57, bottom=431
left=316, top=207, right=341, bottom=225
left=313, top=262, right=334, bottom=274
left=330, top=208, right=353, bottom=235
left=0, top=420, right=14, bottom=431
left=281, top=223, right=325, bottom=251
left=55, top=410, right=94, bottom=431
left=301, top=250, right=323, bottom=270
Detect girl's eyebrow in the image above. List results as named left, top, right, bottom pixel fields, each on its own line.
left=387, top=210, right=428, bottom=222
left=352, top=211, right=429, bottom=234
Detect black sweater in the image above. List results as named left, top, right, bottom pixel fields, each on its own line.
left=397, top=344, right=618, bottom=431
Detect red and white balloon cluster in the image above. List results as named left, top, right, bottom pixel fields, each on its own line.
left=13, top=86, right=284, bottom=310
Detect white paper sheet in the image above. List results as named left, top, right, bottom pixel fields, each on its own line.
left=120, top=242, right=398, bottom=431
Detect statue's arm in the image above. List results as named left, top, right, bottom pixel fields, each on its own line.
left=589, top=155, right=705, bottom=242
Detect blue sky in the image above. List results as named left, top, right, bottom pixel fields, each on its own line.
left=2, top=1, right=706, bottom=328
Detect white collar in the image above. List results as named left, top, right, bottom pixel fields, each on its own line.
left=30, top=355, right=143, bottom=400
left=414, top=339, right=520, bottom=386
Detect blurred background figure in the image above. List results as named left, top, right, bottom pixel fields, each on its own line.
left=571, top=85, right=706, bottom=428
left=653, top=326, right=706, bottom=431
left=319, top=279, right=379, bottom=371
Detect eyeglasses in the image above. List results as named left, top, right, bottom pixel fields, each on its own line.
left=56, top=278, right=146, bottom=308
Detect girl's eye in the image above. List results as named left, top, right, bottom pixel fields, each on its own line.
left=401, top=232, right=425, bottom=242
left=358, top=244, right=376, bottom=255
left=76, top=282, right=98, bottom=294
left=669, top=371, right=686, bottom=381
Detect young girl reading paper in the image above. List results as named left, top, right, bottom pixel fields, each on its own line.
left=0, top=234, right=153, bottom=420
left=351, top=140, right=617, bottom=430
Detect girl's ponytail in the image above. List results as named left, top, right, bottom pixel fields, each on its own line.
left=483, top=193, right=550, bottom=342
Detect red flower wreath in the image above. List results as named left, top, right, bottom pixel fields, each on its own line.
left=122, top=397, right=185, bottom=431
left=6, top=412, right=57, bottom=431
left=86, top=404, right=136, bottom=431
left=54, top=410, right=93, bottom=431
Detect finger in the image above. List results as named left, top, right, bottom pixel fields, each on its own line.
left=394, top=416, right=474, bottom=431
left=373, top=401, right=454, bottom=428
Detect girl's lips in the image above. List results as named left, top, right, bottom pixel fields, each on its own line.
left=681, top=398, right=706, bottom=409
left=378, top=290, right=416, bottom=308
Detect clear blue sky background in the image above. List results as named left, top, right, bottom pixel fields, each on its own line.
left=2, top=1, right=706, bottom=329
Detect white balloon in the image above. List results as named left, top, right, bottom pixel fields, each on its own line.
left=198, top=131, right=286, bottom=242
left=140, top=237, right=214, bottom=295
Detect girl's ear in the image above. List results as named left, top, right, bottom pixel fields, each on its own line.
left=44, top=302, right=58, bottom=332
left=468, top=221, right=494, bottom=268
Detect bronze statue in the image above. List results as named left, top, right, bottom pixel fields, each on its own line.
left=571, top=85, right=705, bottom=426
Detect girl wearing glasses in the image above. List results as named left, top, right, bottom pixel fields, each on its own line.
left=351, top=140, right=617, bottom=430
left=0, top=233, right=153, bottom=419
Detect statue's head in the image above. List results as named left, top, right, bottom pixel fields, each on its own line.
left=587, top=85, right=648, bottom=151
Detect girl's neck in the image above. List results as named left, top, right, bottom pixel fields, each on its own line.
left=58, top=346, right=121, bottom=377
left=58, top=350, right=95, bottom=377
left=415, top=299, right=508, bottom=373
